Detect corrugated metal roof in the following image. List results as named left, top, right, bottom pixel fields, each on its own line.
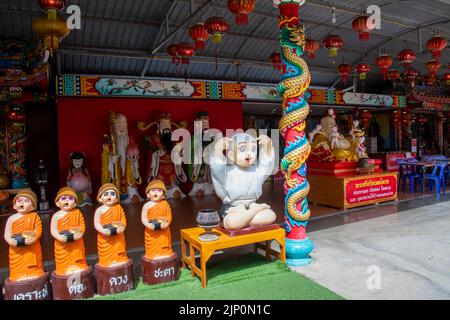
left=0, top=0, right=448, bottom=88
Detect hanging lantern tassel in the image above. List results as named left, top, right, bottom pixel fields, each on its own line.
left=184, top=67, right=188, bottom=84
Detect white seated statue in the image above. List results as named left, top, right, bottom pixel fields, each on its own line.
left=206, top=133, right=276, bottom=230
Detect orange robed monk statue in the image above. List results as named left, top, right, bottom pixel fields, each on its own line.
left=3, top=190, right=52, bottom=300
left=50, top=187, right=95, bottom=300
left=51, top=187, right=88, bottom=275
left=140, top=180, right=179, bottom=285
left=94, top=183, right=129, bottom=268
left=4, top=190, right=44, bottom=282
left=141, top=180, right=174, bottom=260
left=94, top=183, right=135, bottom=295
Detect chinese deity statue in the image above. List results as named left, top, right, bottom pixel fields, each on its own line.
left=67, top=152, right=93, bottom=207
left=50, top=187, right=94, bottom=299
left=207, top=133, right=277, bottom=230
left=4, top=190, right=44, bottom=282
left=102, top=112, right=142, bottom=202
left=123, top=138, right=143, bottom=204
left=188, top=111, right=215, bottom=196
left=140, top=179, right=179, bottom=285
left=137, top=113, right=187, bottom=199
left=309, top=108, right=361, bottom=162
left=94, top=183, right=134, bottom=295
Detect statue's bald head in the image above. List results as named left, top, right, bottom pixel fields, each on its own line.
left=227, top=133, right=258, bottom=168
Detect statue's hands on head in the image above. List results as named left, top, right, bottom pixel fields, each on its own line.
left=258, top=134, right=271, bottom=146
left=212, top=137, right=231, bottom=160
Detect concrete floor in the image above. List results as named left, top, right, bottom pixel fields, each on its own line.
left=292, top=197, right=450, bottom=300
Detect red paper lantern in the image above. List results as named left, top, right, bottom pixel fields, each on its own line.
left=352, top=15, right=371, bottom=41
left=426, top=33, right=448, bottom=60
left=304, top=38, right=320, bottom=59
left=38, top=0, right=65, bottom=11
left=188, top=23, right=209, bottom=50
left=322, top=34, right=343, bottom=57
left=375, top=53, right=393, bottom=80
left=386, top=69, right=401, bottom=81
left=205, top=17, right=229, bottom=44
left=355, top=62, right=371, bottom=80
left=337, top=63, right=352, bottom=85
left=403, top=68, right=418, bottom=87
left=227, top=0, right=256, bottom=25
left=441, top=72, right=450, bottom=86
left=166, top=44, right=179, bottom=64
left=269, top=52, right=282, bottom=71
left=176, top=43, right=195, bottom=64
left=397, top=49, right=416, bottom=68
left=425, top=58, right=441, bottom=76
left=423, top=74, right=436, bottom=86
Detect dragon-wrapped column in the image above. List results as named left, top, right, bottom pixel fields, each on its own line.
left=273, top=0, right=313, bottom=266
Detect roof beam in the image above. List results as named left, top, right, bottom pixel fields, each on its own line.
left=58, top=45, right=337, bottom=74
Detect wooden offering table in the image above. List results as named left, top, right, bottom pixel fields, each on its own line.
left=181, top=227, right=286, bottom=288
left=308, top=171, right=398, bottom=210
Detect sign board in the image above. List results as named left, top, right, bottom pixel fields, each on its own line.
left=345, top=174, right=398, bottom=207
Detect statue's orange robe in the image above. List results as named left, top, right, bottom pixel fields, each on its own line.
left=145, top=200, right=174, bottom=260
left=9, top=212, right=44, bottom=281
left=97, top=204, right=128, bottom=268
left=54, top=209, right=88, bottom=276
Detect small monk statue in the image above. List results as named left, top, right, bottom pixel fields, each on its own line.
left=207, top=133, right=277, bottom=230
left=3, top=190, right=44, bottom=282
left=141, top=180, right=174, bottom=260
left=94, top=183, right=129, bottom=268
left=51, top=187, right=88, bottom=276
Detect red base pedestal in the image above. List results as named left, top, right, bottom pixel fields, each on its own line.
left=217, top=223, right=280, bottom=237
left=51, top=266, right=95, bottom=300
left=307, top=160, right=382, bottom=177
left=141, top=253, right=179, bottom=286
left=4, top=272, right=52, bottom=300
left=95, top=259, right=135, bottom=296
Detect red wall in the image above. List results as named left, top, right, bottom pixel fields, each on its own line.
left=57, top=97, right=243, bottom=193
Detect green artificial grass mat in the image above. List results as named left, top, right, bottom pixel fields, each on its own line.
left=92, top=253, right=343, bottom=300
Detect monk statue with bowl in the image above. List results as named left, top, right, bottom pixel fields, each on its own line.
left=3, top=190, right=51, bottom=300
left=140, top=179, right=179, bottom=285
left=50, top=187, right=94, bottom=299
left=206, top=132, right=277, bottom=234
left=94, top=183, right=134, bottom=295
